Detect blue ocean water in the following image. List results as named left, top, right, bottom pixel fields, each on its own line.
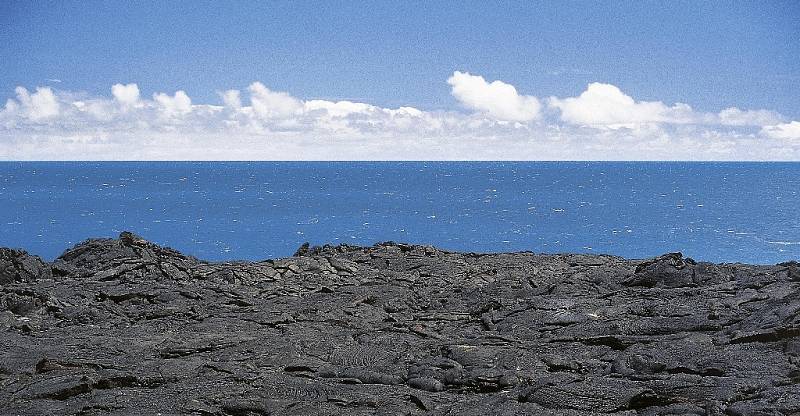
left=0, top=162, right=798, bottom=264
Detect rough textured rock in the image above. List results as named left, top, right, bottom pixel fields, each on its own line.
left=1, top=232, right=798, bottom=415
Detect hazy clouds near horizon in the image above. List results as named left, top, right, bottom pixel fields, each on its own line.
left=1, top=71, right=799, bottom=161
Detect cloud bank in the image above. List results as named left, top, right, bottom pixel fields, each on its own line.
left=1, top=72, right=798, bottom=160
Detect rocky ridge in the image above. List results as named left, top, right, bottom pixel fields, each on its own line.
left=1, top=232, right=799, bottom=415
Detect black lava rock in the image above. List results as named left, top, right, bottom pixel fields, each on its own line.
left=1, top=232, right=798, bottom=415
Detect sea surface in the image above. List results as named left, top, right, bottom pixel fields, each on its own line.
left=1, top=162, right=798, bottom=264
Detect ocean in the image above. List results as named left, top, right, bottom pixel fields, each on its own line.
left=1, top=162, right=798, bottom=264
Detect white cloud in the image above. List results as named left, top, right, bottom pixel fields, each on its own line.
left=718, top=107, right=783, bottom=126
left=549, top=82, right=696, bottom=126
left=72, top=99, right=114, bottom=121
left=248, top=82, right=302, bottom=119
left=112, top=83, right=140, bottom=107
left=447, top=71, right=541, bottom=122
left=548, top=83, right=787, bottom=130
left=8, top=86, right=61, bottom=121
left=221, top=89, right=242, bottom=110
left=762, top=121, right=800, bottom=141
left=153, top=90, right=192, bottom=118
left=1, top=73, right=798, bottom=160
left=304, top=100, right=375, bottom=117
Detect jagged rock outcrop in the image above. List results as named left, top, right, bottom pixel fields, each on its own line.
left=0, top=248, right=51, bottom=284
left=1, top=233, right=798, bottom=415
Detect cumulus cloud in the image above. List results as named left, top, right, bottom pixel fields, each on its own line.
left=549, top=83, right=697, bottom=126
left=718, top=107, right=783, bottom=126
left=72, top=99, right=114, bottom=121
left=447, top=71, right=541, bottom=122
left=153, top=90, right=192, bottom=118
left=762, top=121, right=800, bottom=141
left=248, top=82, right=302, bottom=119
left=112, top=83, right=140, bottom=107
left=7, top=86, right=60, bottom=121
left=0, top=72, right=798, bottom=160
left=220, top=89, right=242, bottom=110
left=304, top=100, right=376, bottom=118
left=547, top=83, right=789, bottom=130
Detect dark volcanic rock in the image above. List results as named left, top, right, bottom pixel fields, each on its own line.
left=1, top=233, right=799, bottom=415
left=0, top=248, right=51, bottom=284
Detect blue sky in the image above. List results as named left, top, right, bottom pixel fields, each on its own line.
left=1, top=1, right=799, bottom=160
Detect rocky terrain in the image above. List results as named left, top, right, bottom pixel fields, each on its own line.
left=1, top=232, right=799, bottom=415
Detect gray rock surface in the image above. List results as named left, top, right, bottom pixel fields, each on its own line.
left=1, top=232, right=798, bottom=415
